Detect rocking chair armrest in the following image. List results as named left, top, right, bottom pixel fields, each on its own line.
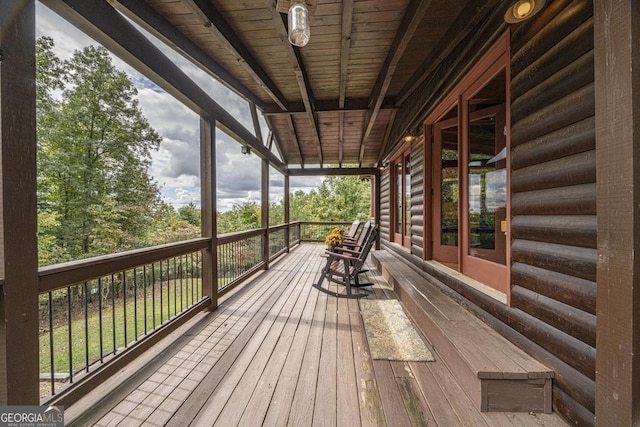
left=333, top=246, right=360, bottom=255
left=323, top=250, right=358, bottom=262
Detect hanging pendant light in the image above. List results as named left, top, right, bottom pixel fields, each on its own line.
left=288, top=0, right=310, bottom=47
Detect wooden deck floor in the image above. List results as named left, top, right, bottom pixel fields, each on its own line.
left=69, top=244, right=566, bottom=426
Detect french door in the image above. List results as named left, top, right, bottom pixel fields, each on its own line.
left=393, top=147, right=412, bottom=248
left=425, top=32, right=510, bottom=296
left=432, top=114, right=459, bottom=265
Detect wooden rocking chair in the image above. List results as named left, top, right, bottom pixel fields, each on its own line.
left=313, top=223, right=378, bottom=298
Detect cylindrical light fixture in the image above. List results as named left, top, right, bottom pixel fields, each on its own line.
left=504, top=0, right=546, bottom=24
left=288, top=0, right=310, bottom=47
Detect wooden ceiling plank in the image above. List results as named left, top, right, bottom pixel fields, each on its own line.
left=361, top=0, right=433, bottom=147
left=110, top=0, right=265, bottom=109
left=261, top=98, right=396, bottom=114
left=42, top=0, right=287, bottom=174
left=377, top=109, right=397, bottom=166
left=266, top=0, right=322, bottom=157
left=395, top=0, right=501, bottom=106
left=286, top=115, right=305, bottom=166
left=288, top=167, right=378, bottom=176
left=339, top=0, right=354, bottom=109
left=182, top=0, right=289, bottom=110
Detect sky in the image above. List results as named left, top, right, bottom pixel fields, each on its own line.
left=35, top=3, right=322, bottom=212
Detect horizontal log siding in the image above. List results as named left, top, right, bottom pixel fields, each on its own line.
left=382, top=1, right=595, bottom=425
left=510, top=0, right=595, bottom=424
left=410, top=140, right=424, bottom=258
left=380, top=169, right=391, bottom=242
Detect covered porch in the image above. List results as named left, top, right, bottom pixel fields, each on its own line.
left=65, top=243, right=565, bottom=426
left=2, top=1, right=640, bottom=426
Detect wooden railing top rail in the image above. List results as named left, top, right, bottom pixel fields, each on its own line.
left=268, top=223, right=289, bottom=232
left=297, top=221, right=352, bottom=226
left=217, top=227, right=264, bottom=245
left=38, top=237, right=210, bottom=293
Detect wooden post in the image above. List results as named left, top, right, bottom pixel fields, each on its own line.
left=284, top=174, right=290, bottom=251
left=594, top=0, right=640, bottom=425
left=374, top=171, right=381, bottom=250
left=262, top=158, right=270, bottom=269
left=0, top=0, right=39, bottom=404
left=200, top=118, right=217, bottom=310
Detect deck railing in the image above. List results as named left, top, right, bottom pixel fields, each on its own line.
left=38, top=239, right=209, bottom=400
left=37, top=221, right=347, bottom=404
left=298, top=221, right=352, bottom=242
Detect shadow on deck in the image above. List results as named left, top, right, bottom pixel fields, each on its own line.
left=66, top=244, right=566, bottom=426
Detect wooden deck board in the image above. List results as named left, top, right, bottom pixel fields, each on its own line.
left=71, top=244, right=567, bottom=427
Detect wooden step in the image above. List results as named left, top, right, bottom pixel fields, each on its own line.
left=371, top=250, right=554, bottom=413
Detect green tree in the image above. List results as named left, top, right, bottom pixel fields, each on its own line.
left=217, top=202, right=261, bottom=234
left=37, top=39, right=162, bottom=262
left=310, top=176, right=371, bottom=221
left=179, top=202, right=201, bottom=227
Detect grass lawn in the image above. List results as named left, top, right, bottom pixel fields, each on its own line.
left=39, top=278, right=202, bottom=375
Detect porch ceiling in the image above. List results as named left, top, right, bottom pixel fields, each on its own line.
left=109, top=0, right=502, bottom=169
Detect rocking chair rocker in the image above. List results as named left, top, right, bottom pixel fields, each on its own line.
left=313, top=222, right=378, bottom=298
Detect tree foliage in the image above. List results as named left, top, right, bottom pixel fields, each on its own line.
left=217, top=176, right=371, bottom=234
left=35, top=38, right=371, bottom=266
left=37, top=38, right=168, bottom=263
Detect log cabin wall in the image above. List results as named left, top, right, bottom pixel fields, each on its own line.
left=379, top=0, right=596, bottom=425
left=379, top=168, right=391, bottom=243
left=410, top=138, right=425, bottom=259
left=510, top=0, right=595, bottom=424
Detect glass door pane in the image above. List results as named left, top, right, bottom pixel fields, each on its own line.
left=394, top=159, right=403, bottom=235
left=432, top=111, right=459, bottom=266
left=467, top=107, right=506, bottom=265
left=441, top=130, right=458, bottom=247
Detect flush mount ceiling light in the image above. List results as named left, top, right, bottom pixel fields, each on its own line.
left=504, top=0, right=546, bottom=24
left=288, top=0, right=310, bottom=47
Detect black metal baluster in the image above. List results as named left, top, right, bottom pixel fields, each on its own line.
left=111, top=274, right=116, bottom=355
left=48, top=292, right=55, bottom=395
left=143, top=265, right=148, bottom=335
left=84, top=282, right=89, bottom=373
left=159, top=261, right=163, bottom=324
left=123, top=272, right=127, bottom=347
left=98, top=278, right=103, bottom=363
left=133, top=267, right=138, bottom=340
left=67, top=286, right=73, bottom=383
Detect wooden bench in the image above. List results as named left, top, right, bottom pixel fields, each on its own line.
left=371, top=250, right=554, bottom=413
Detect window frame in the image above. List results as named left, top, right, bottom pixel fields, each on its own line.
left=422, top=31, right=511, bottom=300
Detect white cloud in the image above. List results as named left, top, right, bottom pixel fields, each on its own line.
left=35, top=3, right=321, bottom=213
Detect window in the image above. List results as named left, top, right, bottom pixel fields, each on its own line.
left=424, top=32, right=510, bottom=297
left=391, top=145, right=412, bottom=248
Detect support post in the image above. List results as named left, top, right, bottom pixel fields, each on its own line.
left=262, top=158, right=270, bottom=269
left=374, top=171, right=381, bottom=250
left=0, top=0, right=39, bottom=404
left=594, top=0, right=640, bottom=424
left=200, top=118, right=217, bottom=310
left=284, top=174, right=290, bottom=251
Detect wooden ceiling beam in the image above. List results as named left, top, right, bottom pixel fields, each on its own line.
left=288, top=167, right=378, bottom=177
left=41, top=0, right=287, bottom=174
left=338, top=0, right=354, bottom=167
left=339, top=0, right=354, bottom=109
left=361, top=0, right=433, bottom=155
left=395, top=0, right=501, bottom=106
left=261, top=98, right=397, bottom=115
left=109, top=0, right=265, bottom=110
left=182, top=0, right=289, bottom=110
left=285, top=115, right=304, bottom=166
left=377, top=109, right=397, bottom=166
left=266, top=1, right=322, bottom=160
